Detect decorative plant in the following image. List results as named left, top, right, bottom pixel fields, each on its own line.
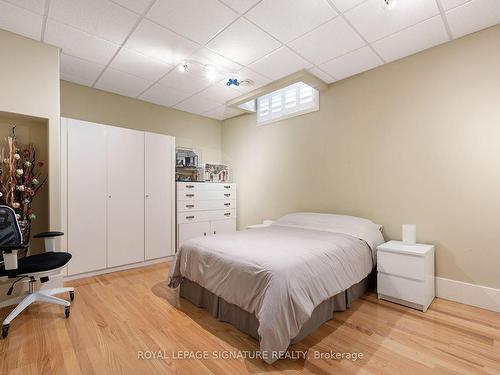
left=0, top=126, right=47, bottom=246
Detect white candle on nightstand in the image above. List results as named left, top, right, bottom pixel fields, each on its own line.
left=402, top=224, right=417, bottom=245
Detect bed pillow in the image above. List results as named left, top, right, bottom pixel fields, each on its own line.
left=272, top=212, right=384, bottom=253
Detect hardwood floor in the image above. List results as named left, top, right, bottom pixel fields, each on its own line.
left=0, top=262, right=499, bottom=375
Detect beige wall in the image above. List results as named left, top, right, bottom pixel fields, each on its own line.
left=222, top=24, right=500, bottom=289
left=60, top=81, right=222, bottom=163
left=0, top=30, right=60, bottom=231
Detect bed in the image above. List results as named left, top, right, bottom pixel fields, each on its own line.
left=169, top=212, right=384, bottom=364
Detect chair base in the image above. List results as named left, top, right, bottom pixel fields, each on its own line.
left=2, top=287, right=74, bottom=338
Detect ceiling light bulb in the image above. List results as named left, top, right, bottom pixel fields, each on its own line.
left=205, top=65, right=217, bottom=81
left=178, top=63, right=189, bottom=73
left=384, top=0, right=397, bottom=9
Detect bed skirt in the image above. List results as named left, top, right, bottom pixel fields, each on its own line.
left=179, top=270, right=375, bottom=344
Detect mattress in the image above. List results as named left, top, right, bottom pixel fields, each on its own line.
left=169, top=216, right=383, bottom=363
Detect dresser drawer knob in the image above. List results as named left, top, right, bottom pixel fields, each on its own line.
left=186, top=204, right=195, bottom=208
left=186, top=185, right=195, bottom=189
left=186, top=215, right=195, bottom=220
left=224, top=203, right=231, bottom=207
left=224, top=213, right=231, bottom=217
left=224, top=193, right=231, bottom=197
left=224, top=185, right=231, bottom=189
left=186, top=194, right=195, bottom=198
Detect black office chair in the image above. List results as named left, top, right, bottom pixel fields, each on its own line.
left=0, top=205, right=74, bottom=338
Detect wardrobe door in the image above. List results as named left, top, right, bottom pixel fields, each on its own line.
left=107, top=126, right=145, bottom=267
left=145, top=132, right=175, bottom=260
left=67, top=120, right=107, bottom=275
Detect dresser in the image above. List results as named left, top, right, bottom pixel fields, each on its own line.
left=176, top=182, right=236, bottom=251
left=377, top=240, right=435, bottom=312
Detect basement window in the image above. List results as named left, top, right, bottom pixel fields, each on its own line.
left=257, top=81, right=319, bottom=126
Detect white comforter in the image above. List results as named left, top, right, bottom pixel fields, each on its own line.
left=169, top=216, right=383, bottom=363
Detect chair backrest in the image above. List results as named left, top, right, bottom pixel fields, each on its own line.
left=0, top=205, right=23, bottom=248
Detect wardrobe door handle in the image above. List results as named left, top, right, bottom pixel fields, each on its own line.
left=186, top=204, right=195, bottom=208
left=186, top=215, right=195, bottom=220
left=224, top=203, right=231, bottom=207
left=186, top=194, right=195, bottom=198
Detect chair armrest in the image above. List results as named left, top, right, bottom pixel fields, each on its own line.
left=0, top=244, right=29, bottom=253
left=33, top=231, right=64, bottom=239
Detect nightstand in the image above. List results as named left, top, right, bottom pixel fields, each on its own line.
left=377, top=240, right=435, bottom=312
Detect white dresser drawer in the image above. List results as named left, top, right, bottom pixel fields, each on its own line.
left=377, top=250, right=425, bottom=281
left=177, top=209, right=236, bottom=224
left=178, top=199, right=235, bottom=212
left=178, top=190, right=235, bottom=201
left=177, top=182, right=236, bottom=192
left=378, top=273, right=424, bottom=305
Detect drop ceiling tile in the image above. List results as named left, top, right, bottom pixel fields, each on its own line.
left=188, top=48, right=242, bottom=74
left=234, top=67, right=272, bottom=92
left=308, top=67, right=336, bottom=84
left=219, top=0, right=260, bottom=14
left=147, top=0, right=238, bottom=44
left=206, top=18, right=281, bottom=65
left=440, top=0, right=471, bottom=11
left=95, top=68, right=152, bottom=97
left=319, top=46, right=383, bottom=80
left=60, top=53, right=104, bottom=86
left=125, top=19, right=200, bottom=64
left=49, top=0, right=138, bottom=44
left=109, top=48, right=173, bottom=82
left=159, top=65, right=217, bottom=96
left=0, top=1, right=43, bottom=40
left=329, top=0, right=367, bottom=13
left=446, top=0, right=500, bottom=38
left=345, top=0, right=440, bottom=42
left=110, top=0, right=151, bottom=14
left=288, top=17, right=365, bottom=65
left=44, top=20, right=120, bottom=65
left=372, top=16, right=448, bottom=62
left=246, top=0, right=337, bottom=43
left=248, top=47, right=312, bottom=80
left=3, top=0, right=46, bottom=14
left=174, top=94, right=221, bottom=114
left=139, top=83, right=194, bottom=107
left=204, top=105, right=244, bottom=120
left=199, top=81, right=243, bottom=102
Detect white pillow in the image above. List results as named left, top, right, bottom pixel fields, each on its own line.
left=272, top=212, right=384, bottom=253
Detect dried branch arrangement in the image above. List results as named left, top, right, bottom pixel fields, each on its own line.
left=0, top=126, right=47, bottom=243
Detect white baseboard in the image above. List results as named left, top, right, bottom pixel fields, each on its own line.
left=64, top=256, right=173, bottom=281
left=436, top=277, right=500, bottom=313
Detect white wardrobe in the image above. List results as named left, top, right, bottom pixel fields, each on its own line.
left=61, top=118, right=175, bottom=276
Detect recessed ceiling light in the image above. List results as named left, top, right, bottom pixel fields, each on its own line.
left=205, top=65, right=217, bottom=81
left=384, top=0, right=397, bottom=9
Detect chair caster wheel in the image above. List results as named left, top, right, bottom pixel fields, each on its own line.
left=65, top=306, right=70, bottom=319
left=69, top=291, right=75, bottom=301
left=2, top=324, right=9, bottom=339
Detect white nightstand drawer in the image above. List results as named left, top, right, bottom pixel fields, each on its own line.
left=378, top=273, right=424, bottom=305
left=377, top=250, right=425, bottom=281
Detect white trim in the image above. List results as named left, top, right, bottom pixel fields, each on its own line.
left=64, top=256, right=173, bottom=281
left=436, top=277, right=500, bottom=313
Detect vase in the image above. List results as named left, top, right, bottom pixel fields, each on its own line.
left=17, top=219, right=30, bottom=259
